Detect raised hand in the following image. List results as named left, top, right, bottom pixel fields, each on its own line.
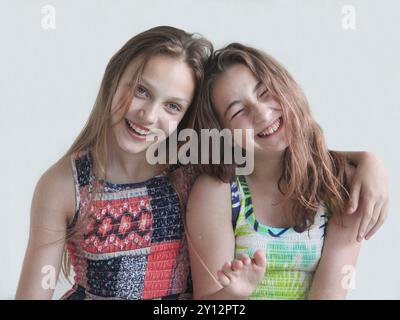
left=216, top=250, right=267, bottom=299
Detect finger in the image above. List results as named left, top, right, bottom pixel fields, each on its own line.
left=356, top=199, right=374, bottom=242
left=238, top=253, right=251, bottom=266
left=347, top=180, right=361, bottom=214
left=363, top=202, right=382, bottom=238
left=253, top=250, right=266, bottom=267
left=231, top=259, right=244, bottom=271
left=365, top=202, right=388, bottom=240
left=217, top=270, right=231, bottom=287
left=221, top=261, right=232, bottom=275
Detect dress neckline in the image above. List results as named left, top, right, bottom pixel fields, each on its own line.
left=87, top=151, right=169, bottom=190
left=237, top=175, right=292, bottom=237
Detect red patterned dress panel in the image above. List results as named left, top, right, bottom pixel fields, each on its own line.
left=61, top=151, right=193, bottom=300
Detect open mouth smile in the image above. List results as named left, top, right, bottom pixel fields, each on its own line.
left=125, top=119, right=151, bottom=139
left=257, top=117, right=283, bottom=139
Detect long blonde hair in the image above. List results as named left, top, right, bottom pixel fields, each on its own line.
left=60, top=26, right=212, bottom=280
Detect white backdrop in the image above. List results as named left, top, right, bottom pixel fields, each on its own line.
left=0, top=0, right=399, bottom=299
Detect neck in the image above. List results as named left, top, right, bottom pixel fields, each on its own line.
left=248, top=149, right=285, bottom=187
left=103, top=136, right=165, bottom=184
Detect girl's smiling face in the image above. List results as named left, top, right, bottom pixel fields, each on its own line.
left=211, top=63, right=288, bottom=155
left=111, top=55, right=195, bottom=155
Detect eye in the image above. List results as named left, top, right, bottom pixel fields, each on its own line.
left=166, top=102, right=181, bottom=112
left=259, top=88, right=268, bottom=98
left=135, top=84, right=149, bottom=98
left=231, top=109, right=244, bottom=120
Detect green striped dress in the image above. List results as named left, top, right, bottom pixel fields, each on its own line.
left=231, top=175, right=328, bottom=300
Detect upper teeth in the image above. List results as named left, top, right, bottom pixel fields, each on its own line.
left=258, top=118, right=281, bottom=137
left=126, top=119, right=150, bottom=136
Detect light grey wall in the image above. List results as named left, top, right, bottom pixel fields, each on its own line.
left=1, top=0, right=399, bottom=299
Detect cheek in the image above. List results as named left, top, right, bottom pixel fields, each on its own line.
left=236, top=131, right=254, bottom=151
left=231, top=126, right=252, bottom=150
left=111, top=120, right=126, bottom=142
left=233, top=133, right=245, bottom=149
left=126, top=96, right=145, bottom=113
left=110, top=93, right=134, bottom=122
left=229, top=117, right=253, bottom=132
left=110, top=107, right=124, bottom=127
left=111, top=83, right=130, bottom=109
left=110, top=98, right=121, bottom=119
left=280, top=126, right=289, bottom=145
left=115, top=97, right=146, bottom=124
left=158, top=113, right=182, bottom=136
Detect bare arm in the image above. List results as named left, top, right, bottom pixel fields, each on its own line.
left=333, top=150, right=389, bottom=241
left=308, top=165, right=362, bottom=299
left=186, top=174, right=241, bottom=300
left=15, top=158, right=75, bottom=299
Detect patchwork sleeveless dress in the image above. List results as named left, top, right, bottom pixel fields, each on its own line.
left=61, top=150, right=195, bottom=300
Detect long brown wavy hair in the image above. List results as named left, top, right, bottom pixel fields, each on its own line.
left=58, top=26, right=212, bottom=280
left=195, top=43, right=349, bottom=232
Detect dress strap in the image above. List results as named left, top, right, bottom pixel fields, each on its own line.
left=69, top=150, right=93, bottom=228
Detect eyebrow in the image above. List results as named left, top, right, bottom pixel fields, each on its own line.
left=139, top=77, right=190, bottom=105
left=223, top=81, right=263, bottom=118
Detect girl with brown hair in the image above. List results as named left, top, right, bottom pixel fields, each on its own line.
left=186, top=43, right=389, bottom=299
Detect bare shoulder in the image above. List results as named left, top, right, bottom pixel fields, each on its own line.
left=187, top=174, right=231, bottom=209
left=32, top=156, right=76, bottom=226
left=186, top=173, right=232, bottom=224
left=191, top=173, right=231, bottom=191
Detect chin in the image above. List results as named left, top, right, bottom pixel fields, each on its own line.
left=113, top=134, right=149, bottom=155
left=119, top=142, right=148, bottom=156
left=255, top=143, right=288, bottom=155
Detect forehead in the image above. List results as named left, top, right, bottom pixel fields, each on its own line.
left=123, top=55, right=195, bottom=95
left=216, top=64, right=257, bottom=89
left=142, top=55, right=192, bottom=80
left=212, top=64, right=258, bottom=105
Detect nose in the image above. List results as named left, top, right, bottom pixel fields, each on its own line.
left=137, top=101, right=158, bottom=125
left=251, top=101, right=273, bottom=124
